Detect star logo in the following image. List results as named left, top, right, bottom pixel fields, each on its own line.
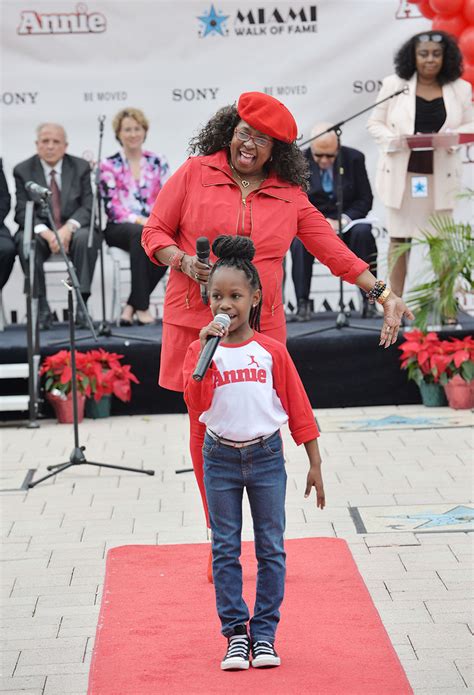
left=415, top=181, right=426, bottom=193
left=383, top=505, right=474, bottom=530
left=341, top=414, right=441, bottom=430
left=197, top=4, right=229, bottom=37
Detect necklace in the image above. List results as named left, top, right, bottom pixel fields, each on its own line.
left=230, top=162, right=265, bottom=189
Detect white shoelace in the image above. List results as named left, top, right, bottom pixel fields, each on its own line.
left=225, top=635, right=249, bottom=659
left=252, top=640, right=276, bottom=656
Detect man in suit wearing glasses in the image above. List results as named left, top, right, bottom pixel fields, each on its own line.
left=289, top=123, right=377, bottom=321
left=14, top=123, right=100, bottom=329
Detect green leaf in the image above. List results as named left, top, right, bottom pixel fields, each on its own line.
left=461, top=361, right=474, bottom=382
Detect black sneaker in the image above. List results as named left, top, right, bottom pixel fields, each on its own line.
left=251, top=640, right=281, bottom=668
left=221, top=626, right=250, bottom=671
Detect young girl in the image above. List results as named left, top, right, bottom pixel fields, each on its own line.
left=183, top=235, right=325, bottom=671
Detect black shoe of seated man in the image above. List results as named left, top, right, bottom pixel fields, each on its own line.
left=38, top=298, right=54, bottom=331
left=294, top=298, right=312, bottom=322
left=75, top=302, right=91, bottom=329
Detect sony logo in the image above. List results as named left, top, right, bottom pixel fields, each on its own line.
left=172, top=88, right=220, bottom=102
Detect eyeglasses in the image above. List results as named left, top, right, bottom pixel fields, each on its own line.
left=417, top=33, right=443, bottom=43
left=234, top=128, right=272, bottom=148
left=312, top=152, right=337, bottom=159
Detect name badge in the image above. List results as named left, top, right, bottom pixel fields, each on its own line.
left=411, top=176, right=428, bottom=198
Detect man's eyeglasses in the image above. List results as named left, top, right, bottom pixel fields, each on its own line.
left=234, top=129, right=272, bottom=148
left=417, top=33, right=443, bottom=43
left=312, top=152, right=337, bottom=159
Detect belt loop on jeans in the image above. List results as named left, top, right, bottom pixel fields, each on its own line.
left=206, top=428, right=278, bottom=449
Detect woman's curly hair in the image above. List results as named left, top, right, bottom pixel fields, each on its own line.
left=188, top=104, right=309, bottom=190
left=209, top=235, right=262, bottom=331
left=394, top=31, right=463, bottom=85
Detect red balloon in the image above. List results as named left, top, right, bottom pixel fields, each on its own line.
left=417, top=0, right=436, bottom=19
left=463, top=0, right=474, bottom=24
left=459, top=26, right=474, bottom=63
left=406, top=0, right=418, bottom=3
left=461, top=59, right=474, bottom=89
left=432, top=13, right=467, bottom=36
left=430, top=0, right=464, bottom=15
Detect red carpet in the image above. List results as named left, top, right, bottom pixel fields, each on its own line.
left=88, top=539, right=412, bottom=694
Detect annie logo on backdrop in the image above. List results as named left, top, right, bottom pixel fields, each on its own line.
left=197, top=4, right=317, bottom=37
left=17, top=3, right=106, bottom=35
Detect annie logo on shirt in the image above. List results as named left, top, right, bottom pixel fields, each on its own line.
left=214, top=367, right=267, bottom=388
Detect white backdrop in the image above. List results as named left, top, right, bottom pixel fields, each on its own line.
left=1, top=0, right=471, bottom=321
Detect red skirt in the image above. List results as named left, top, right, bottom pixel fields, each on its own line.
left=159, top=321, right=287, bottom=392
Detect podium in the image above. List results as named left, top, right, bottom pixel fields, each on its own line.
left=388, top=132, right=474, bottom=152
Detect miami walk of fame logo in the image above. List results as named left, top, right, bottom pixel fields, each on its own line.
left=197, top=4, right=229, bottom=37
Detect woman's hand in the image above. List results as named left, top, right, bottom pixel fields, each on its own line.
left=198, top=318, right=229, bottom=352
left=379, top=292, right=415, bottom=349
left=181, top=254, right=211, bottom=285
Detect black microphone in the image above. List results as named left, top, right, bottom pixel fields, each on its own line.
left=192, top=313, right=231, bottom=382
left=196, top=236, right=210, bottom=305
left=25, top=181, right=52, bottom=202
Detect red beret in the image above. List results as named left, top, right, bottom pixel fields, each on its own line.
left=237, top=91, right=297, bottom=144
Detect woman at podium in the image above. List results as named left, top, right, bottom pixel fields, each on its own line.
left=367, top=31, right=473, bottom=298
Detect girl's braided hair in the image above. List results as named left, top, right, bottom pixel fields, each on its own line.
left=209, top=235, right=262, bottom=331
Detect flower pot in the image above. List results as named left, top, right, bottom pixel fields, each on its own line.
left=85, top=395, right=112, bottom=419
left=443, top=375, right=474, bottom=410
left=418, top=381, right=447, bottom=407
left=46, top=392, right=85, bottom=423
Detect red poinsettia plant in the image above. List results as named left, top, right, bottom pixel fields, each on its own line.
left=39, top=349, right=139, bottom=402
left=399, top=331, right=474, bottom=386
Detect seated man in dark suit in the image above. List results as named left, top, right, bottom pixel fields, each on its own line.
left=290, top=123, right=377, bottom=321
left=0, top=159, right=16, bottom=296
left=14, top=123, right=100, bottom=329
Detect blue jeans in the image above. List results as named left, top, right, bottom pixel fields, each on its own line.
left=203, top=430, right=287, bottom=642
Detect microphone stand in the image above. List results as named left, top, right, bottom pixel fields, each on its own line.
left=28, top=196, right=154, bottom=488
left=78, top=115, right=158, bottom=345
left=296, top=88, right=406, bottom=337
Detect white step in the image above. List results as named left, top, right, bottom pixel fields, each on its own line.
left=0, top=363, right=29, bottom=379
left=0, top=395, right=29, bottom=411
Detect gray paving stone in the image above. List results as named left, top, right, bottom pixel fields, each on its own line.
left=16, top=645, right=86, bottom=667
left=43, top=673, right=89, bottom=694
left=0, top=677, right=46, bottom=691
left=14, top=663, right=89, bottom=677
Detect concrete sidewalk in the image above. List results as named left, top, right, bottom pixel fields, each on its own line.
left=0, top=405, right=472, bottom=694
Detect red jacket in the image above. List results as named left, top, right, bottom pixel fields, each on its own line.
left=142, top=149, right=368, bottom=331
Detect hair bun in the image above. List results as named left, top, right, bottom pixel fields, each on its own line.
left=212, top=235, right=255, bottom=262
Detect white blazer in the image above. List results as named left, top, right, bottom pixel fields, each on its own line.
left=367, top=73, right=473, bottom=210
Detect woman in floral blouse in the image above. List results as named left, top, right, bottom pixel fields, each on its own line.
left=100, top=107, right=170, bottom=325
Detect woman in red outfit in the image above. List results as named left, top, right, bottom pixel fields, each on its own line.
left=142, top=92, right=413, bottom=532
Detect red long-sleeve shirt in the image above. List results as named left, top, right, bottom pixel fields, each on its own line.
left=183, top=332, right=319, bottom=446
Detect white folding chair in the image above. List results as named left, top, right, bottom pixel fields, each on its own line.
left=107, top=246, right=131, bottom=325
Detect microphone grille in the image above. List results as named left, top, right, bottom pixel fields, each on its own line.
left=196, top=236, right=210, bottom=253
left=215, top=313, right=231, bottom=328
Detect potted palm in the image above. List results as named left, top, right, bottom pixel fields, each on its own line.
left=390, top=207, right=473, bottom=331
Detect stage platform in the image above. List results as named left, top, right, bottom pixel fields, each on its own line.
left=1, top=312, right=472, bottom=418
